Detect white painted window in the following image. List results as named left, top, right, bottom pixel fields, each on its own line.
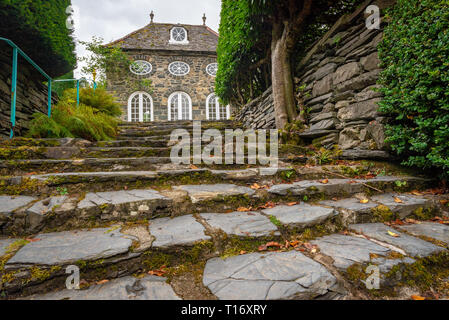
left=206, top=93, right=230, bottom=120
left=206, top=63, right=218, bottom=77
left=130, top=60, right=152, bottom=76
left=169, top=27, right=189, bottom=44
left=168, top=92, right=192, bottom=121
left=168, top=61, right=190, bottom=76
left=127, top=92, right=154, bottom=122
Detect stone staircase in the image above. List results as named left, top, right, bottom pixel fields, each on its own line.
left=0, top=121, right=448, bottom=300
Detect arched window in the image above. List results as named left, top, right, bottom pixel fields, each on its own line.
left=168, top=92, right=192, bottom=121
left=206, top=93, right=230, bottom=120
left=127, top=92, right=154, bottom=122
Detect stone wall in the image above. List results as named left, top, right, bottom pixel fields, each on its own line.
left=107, top=50, right=221, bottom=122
left=234, top=87, right=275, bottom=129
left=0, top=43, right=55, bottom=138
left=236, top=0, right=395, bottom=159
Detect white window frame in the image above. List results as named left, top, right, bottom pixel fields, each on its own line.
left=129, top=60, right=152, bottom=76
left=206, top=63, right=218, bottom=77
left=206, top=93, right=231, bottom=120
left=168, top=61, right=190, bottom=76
left=127, top=91, right=154, bottom=122
left=169, top=27, right=189, bottom=45
left=167, top=92, right=193, bottom=121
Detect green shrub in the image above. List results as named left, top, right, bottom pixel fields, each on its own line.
left=61, top=87, right=122, bottom=117
left=28, top=88, right=120, bottom=141
left=378, top=0, right=449, bottom=178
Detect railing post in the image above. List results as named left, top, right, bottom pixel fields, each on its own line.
left=76, top=80, right=80, bottom=107
left=47, top=79, right=52, bottom=117
left=10, top=47, right=18, bottom=139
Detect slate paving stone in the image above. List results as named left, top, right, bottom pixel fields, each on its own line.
left=7, top=227, right=135, bottom=266
left=0, top=196, right=36, bottom=215
left=319, top=198, right=379, bottom=215
left=200, top=211, right=279, bottom=237
left=268, top=179, right=364, bottom=196
left=370, top=193, right=432, bottom=219
left=262, top=203, right=336, bottom=228
left=149, top=215, right=211, bottom=248
left=23, top=276, right=181, bottom=300
left=77, top=189, right=168, bottom=209
left=311, top=234, right=414, bottom=272
left=397, top=222, right=449, bottom=245
left=0, top=238, right=17, bottom=257
left=203, top=251, right=337, bottom=300
left=27, top=196, right=68, bottom=215
left=173, top=184, right=255, bottom=203
left=350, top=223, right=445, bottom=258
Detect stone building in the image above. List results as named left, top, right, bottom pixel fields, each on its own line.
left=106, top=12, right=229, bottom=123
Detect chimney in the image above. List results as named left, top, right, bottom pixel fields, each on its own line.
left=150, top=10, right=154, bottom=23
left=202, top=13, right=206, bottom=26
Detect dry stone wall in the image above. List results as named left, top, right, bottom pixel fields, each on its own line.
left=234, top=87, right=275, bottom=129
left=0, top=43, right=56, bottom=138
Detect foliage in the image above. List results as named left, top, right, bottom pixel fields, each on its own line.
left=79, top=36, right=133, bottom=85
left=216, top=0, right=364, bottom=107
left=53, top=71, right=75, bottom=98
left=61, top=87, right=122, bottom=117
left=27, top=87, right=121, bottom=141
left=378, top=0, right=449, bottom=177
left=0, top=0, right=76, bottom=76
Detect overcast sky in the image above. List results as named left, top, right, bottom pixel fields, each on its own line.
left=71, top=0, right=222, bottom=78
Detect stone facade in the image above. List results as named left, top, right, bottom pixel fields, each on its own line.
left=106, top=21, right=225, bottom=122
left=235, top=0, right=395, bottom=159
left=0, top=43, right=56, bottom=138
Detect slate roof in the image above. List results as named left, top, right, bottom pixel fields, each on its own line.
left=106, top=23, right=218, bottom=53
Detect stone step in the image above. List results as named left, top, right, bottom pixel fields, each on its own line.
left=95, top=139, right=169, bottom=148
left=17, top=168, right=292, bottom=187
left=4, top=217, right=447, bottom=299
left=0, top=155, right=306, bottom=175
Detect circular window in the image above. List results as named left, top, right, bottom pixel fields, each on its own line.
left=171, top=27, right=187, bottom=42
left=206, top=63, right=218, bottom=77
left=130, top=60, right=152, bottom=75
left=169, top=61, right=190, bottom=76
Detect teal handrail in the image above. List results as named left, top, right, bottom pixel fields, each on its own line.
left=0, top=37, right=91, bottom=138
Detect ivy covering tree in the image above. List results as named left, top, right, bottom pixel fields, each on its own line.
left=216, top=0, right=364, bottom=128
left=378, top=0, right=449, bottom=177
left=0, top=0, right=76, bottom=76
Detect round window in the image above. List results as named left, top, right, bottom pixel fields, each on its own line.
left=169, top=61, right=190, bottom=76
left=206, top=63, right=218, bottom=76
left=130, top=60, right=152, bottom=75
left=171, top=27, right=187, bottom=42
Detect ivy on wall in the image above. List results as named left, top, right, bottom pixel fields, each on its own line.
left=0, top=0, right=76, bottom=77
left=378, top=0, right=449, bottom=177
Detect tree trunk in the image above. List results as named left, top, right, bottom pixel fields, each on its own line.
left=271, top=22, right=297, bottom=129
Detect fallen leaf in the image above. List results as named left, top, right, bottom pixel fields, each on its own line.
left=393, top=197, right=403, bottom=203
left=237, top=207, right=251, bottom=212
left=387, top=230, right=400, bottom=238
left=190, top=164, right=199, bottom=170
left=287, top=202, right=299, bottom=206
left=439, top=199, right=449, bottom=205
left=239, top=250, right=247, bottom=255
left=250, top=183, right=262, bottom=190
left=332, top=198, right=338, bottom=201
left=411, top=190, right=423, bottom=196
left=360, top=199, right=369, bottom=204
left=97, top=279, right=109, bottom=285
left=411, top=295, right=425, bottom=300
left=26, top=238, right=41, bottom=243
left=405, top=218, right=421, bottom=224
left=319, top=179, right=329, bottom=184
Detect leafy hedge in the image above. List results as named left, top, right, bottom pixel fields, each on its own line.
left=0, top=0, right=76, bottom=77
left=378, top=0, right=449, bottom=177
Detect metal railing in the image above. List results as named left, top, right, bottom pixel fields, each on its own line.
left=0, top=37, right=93, bottom=138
